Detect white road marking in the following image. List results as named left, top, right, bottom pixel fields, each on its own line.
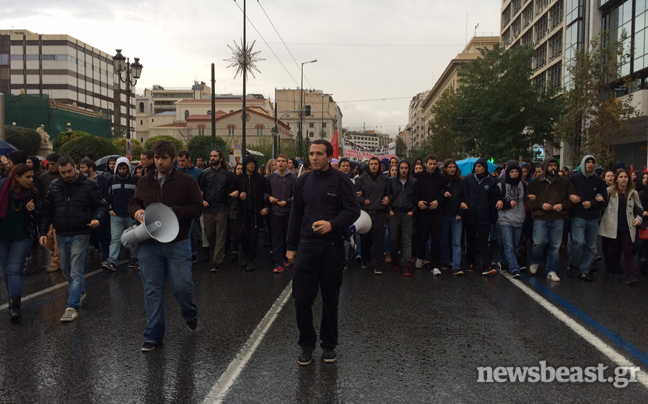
left=0, top=269, right=104, bottom=311
left=203, top=281, right=293, bottom=404
left=502, top=271, right=648, bottom=388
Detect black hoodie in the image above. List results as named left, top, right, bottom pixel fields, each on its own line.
left=355, top=168, right=388, bottom=213
left=231, top=156, right=272, bottom=228
left=413, top=166, right=448, bottom=217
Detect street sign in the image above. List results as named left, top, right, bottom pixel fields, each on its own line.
left=232, top=144, right=242, bottom=158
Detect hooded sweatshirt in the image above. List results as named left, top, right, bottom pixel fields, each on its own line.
left=106, top=157, right=139, bottom=217
left=355, top=167, right=388, bottom=213
left=413, top=166, right=448, bottom=218
left=493, top=161, right=527, bottom=227
left=526, top=155, right=575, bottom=220
left=569, top=154, right=607, bottom=220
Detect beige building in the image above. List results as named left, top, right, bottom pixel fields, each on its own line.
left=150, top=107, right=290, bottom=147
left=345, top=130, right=391, bottom=148
left=135, top=92, right=274, bottom=144
left=275, top=89, right=342, bottom=143
left=420, top=36, right=501, bottom=143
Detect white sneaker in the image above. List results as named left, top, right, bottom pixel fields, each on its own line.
left=529, top=263, right=539, bottom=274
left=60, top=307, right=78, bottom=322
left=546, top=271, right=560, bottom=282
left=415, top=259, right=424, bottom=269
left=432, top=268, right=441, bottom=276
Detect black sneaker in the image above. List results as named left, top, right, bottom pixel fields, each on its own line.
left=186, top=318, right=198, bottom=331
left=210, top=264, right=221, bottom=273
left=579, top=273, right=593, bottom=282
left=482, top=267, right=497, bottom=276
left=511, top=270, right=521, bottom=279
left=452, top=268, right=464, bottom=276
left=322, top=348, right=337, bottom=363
left=245, top=261, right=255, bottom=271
left=141, top=342, right=159, bottom=352
left=373, top=268, right=383, bottom=275
left=593, top=255, right=602, bottom=263
left=298, top=347, right=313, bottom=366
left=627, top=276, right=639, bottom=285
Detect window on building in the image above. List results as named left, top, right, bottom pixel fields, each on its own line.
left=256, top=124, right=264, bottom=136
left=227, top=125, right=235, bottom=136
left=198, top=125, right=206, bottom=136
left=140, top=120, right=143, bottom=125
left=184, top=110, right=190, bottom=120
left=548, top=61, right=562, bottom=86
left=309, top=132, right=314, bottom=138
left=322, top=123, right=327, bottom=128
left=309, top=123, right=314, bottom=128
left=139, top=102, right=144, bottom=113
left=207, top=110, right=212, bottom=115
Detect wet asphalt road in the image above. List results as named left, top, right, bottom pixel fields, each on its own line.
left=1, top=242, right=648, bottom=403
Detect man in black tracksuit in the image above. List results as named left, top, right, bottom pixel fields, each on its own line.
left=413, top=154, right=448, bottom=273
left=355, top=157, right=389, bottom=274
left=230, top=156, right=271, bottom=271
left=287, top=140, right=360, bottom=366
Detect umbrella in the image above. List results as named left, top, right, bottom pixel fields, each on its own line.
left=0, top=140, right=17, bottom=156
left=95, top=154, right=123, bottom=171
left=455, top=158, right=498, bottom=177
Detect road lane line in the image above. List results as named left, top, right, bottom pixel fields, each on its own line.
left=0, top=269, right=103, bottom=311
left=203, top=281, right=293, bottom=404
left=502, top=271, right=648, bottom=388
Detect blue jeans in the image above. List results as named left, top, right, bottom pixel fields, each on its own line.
left=137, top=238, right=197, bottom=344
left=531, top=220, right=564, bottom=274
left=569, top=217, right=598, bottom=275
left=0, top=237, right=32, bottom=297
left=108, top=215, right=135, bottom=264
left=442, top=216, right=463, bottom=269
left=500, top=225, right=522, bottom=272
left=57, top=234, right=90, bottom=310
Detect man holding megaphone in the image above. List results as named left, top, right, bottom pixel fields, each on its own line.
left=128, top=141, right=204, bottom=352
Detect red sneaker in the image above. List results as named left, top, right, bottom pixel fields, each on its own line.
left=273, top=264, right=284, bottom=273
left=392, top=266, right=400, bottom=271
left=283, top=258, right=291, bottom=268
left=403, top=264, right=412, bottom=277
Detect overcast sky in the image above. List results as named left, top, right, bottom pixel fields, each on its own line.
left=3, top=0, right=501, bottom=137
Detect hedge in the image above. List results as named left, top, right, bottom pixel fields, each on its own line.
left=52, top=131, right=91, bottom=153
left=187, top=135, right=227, bottom=162
left=58, top=136, right=119, bottom=163
left=4, top=126, right=42, bottom=156
left=143, top=135, right=184, bottom=152
left=112, top=138, right=144, bottom=158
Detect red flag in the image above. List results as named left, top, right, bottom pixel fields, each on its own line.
left=332, top=131, right=339, bottom=159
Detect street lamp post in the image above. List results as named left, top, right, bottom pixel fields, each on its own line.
left=299, top=59, right=317, bottom=157
left=113, top=49, right=143, bottom=140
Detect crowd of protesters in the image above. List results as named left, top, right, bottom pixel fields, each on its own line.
left=1, top=144, right=646, bottom=342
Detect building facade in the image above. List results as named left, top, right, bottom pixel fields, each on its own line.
left=420, top=36, right=501, bottom=152
left=407, top=91, right=429, bottom=151
left=345, top=130, right=391, bottom=149
left=275, top=89, right=342, bottom=143
left=0, top=29, right=132, bottom=135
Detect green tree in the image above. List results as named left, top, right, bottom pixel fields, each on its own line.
left=59, top=136, right=119, bottom=163
left=112, top=138, right=143, bottom=157
left=395, top=133, right=407, bottom=157
left=52, top=131, right=91, bottom=153
left=187, top=135, right=227, bottom=162
left=427, top=88, right=466, bottom=160
left=143, top=135, right=184, bottom=152
left=4, top=126, right=41, bottom=155
left=435, top=46, right=563, bottom=161
left=556, top=31, right=639, bottom=166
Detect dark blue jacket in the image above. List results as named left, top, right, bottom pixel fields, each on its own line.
left=462, top=172, right=497, bottom=225
left=106, top=173, right=140, bottom=218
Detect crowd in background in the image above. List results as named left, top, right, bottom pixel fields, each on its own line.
left=1, top=145, right=646, bottom=325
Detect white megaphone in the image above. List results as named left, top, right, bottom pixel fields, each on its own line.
left=346, top=210, right=372, bottom=237
left=121, top=203, right=180, bottom=248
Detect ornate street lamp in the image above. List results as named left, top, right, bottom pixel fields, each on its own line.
left=113, top=49, right=142, bottom=140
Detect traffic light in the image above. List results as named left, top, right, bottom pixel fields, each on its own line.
left=305, top=105, right=311, bottom=116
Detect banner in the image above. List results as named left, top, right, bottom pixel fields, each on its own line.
left=343, top=138, right=395, bottom=162
left=332, top=131, right=339, bottom=159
